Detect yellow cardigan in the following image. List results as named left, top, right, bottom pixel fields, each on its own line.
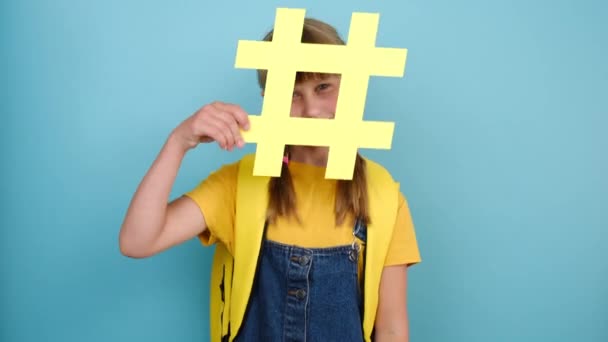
left=208, top=154, right=398, bottom=341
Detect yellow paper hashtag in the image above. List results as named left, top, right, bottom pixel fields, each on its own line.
left=235, top=8, right=407, bottom=179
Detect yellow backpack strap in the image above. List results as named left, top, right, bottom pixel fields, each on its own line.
left=208, top=154, right=269, bottom=342
left=229, top=154, right=270, bottom=341
left=361, top=158, right=399, bottom=341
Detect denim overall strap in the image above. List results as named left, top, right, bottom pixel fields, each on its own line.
left=352, top=218, right=368, bottom=325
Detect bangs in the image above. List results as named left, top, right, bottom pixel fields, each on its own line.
left=295, top=72, right=333, bottom=83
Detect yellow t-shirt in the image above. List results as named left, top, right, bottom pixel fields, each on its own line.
left=185, top=159, right=421, bottom=267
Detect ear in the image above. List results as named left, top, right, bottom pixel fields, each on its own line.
left=260, top=90, right=265, bottom=97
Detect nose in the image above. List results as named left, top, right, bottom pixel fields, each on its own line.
left=301, top=97, right=323, bottom=118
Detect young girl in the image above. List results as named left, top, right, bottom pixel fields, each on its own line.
left=120, top=17, right=420, bottom=342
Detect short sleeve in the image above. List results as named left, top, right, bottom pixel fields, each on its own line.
left=183, top=161, right=238, bottom=253
left=384, top=189, right=421, bottom=267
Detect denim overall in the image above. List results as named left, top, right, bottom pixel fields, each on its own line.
left=233, top=219, right=368, bottom=341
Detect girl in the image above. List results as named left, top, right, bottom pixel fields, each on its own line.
left=120, top=17, right=420, bottom=342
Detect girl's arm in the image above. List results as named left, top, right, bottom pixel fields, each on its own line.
left=374, top=264, right=410, bottom=341
left=118, top=102, right=249, bottom=258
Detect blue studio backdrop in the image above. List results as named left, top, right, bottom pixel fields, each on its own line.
left=2, top=0, right=607, bottom=341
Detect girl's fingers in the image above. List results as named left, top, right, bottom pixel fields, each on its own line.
left=214, top=110, right=243, bottom=149
left=215, top=102, right=250, bottom=130
left=201, top=118, right=230, bottom=149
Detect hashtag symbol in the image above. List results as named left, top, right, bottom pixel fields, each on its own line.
left=235, top=8, right=407, bottom=179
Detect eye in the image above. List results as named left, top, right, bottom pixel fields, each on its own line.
left=316, top=83, right=331, bottom=92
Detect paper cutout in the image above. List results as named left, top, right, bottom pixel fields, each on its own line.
left=235, top=8, right=407, bottom=179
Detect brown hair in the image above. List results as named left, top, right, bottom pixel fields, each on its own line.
left=260, top=18, right=370, bottom=227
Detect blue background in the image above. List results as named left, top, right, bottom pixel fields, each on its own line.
left=2, top=0, right=606, bottom=341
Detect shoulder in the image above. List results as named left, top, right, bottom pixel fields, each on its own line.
left=188, top=155, right=253, bottom=192
left=361, top=156, right=397, bottom=185
left=207, top=153, right=255, bottom=178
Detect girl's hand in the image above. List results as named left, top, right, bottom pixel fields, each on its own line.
left=172, top=101, right=250, bottom=152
